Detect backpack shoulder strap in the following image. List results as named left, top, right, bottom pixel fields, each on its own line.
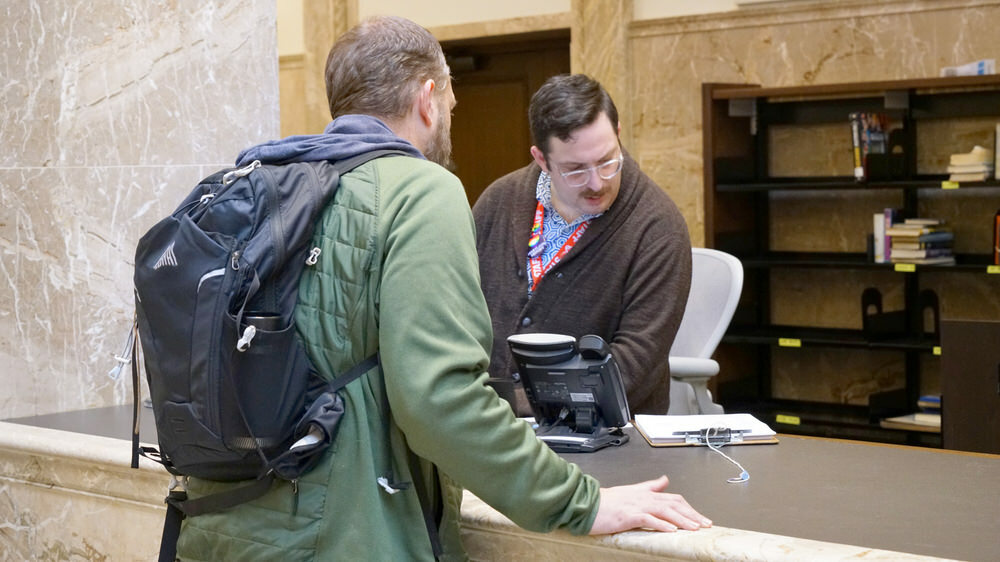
left=330, top=149, right=413, bottom=177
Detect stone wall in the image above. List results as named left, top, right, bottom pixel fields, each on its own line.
left=0, top=1, right=279, bottom=419
left=629, top=0, right=1000, bottom=247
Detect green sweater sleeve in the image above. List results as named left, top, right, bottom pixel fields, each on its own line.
left=374, top=157, right=600, bottom=534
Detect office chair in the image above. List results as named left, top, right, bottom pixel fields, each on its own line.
left=667, top=248, right=743, bottom=415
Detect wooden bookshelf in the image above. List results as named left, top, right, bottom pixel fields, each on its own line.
left=702, top=75, right=1000, bottom=446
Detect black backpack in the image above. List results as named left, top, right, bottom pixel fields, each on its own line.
left=128, top=150, right=408, bottom=560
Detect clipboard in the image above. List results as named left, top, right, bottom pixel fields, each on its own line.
left=633, top=413, right=779, bottom=447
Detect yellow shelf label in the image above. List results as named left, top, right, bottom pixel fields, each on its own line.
left=778, top=338, right=802, bottom=348
left=894, top=263, right=916, bottom=273
left=940, top=181, right=960, bottom=189
left=988, top=265, right=1000, bottom=274
left=933, top=346, right=941, bottom=356
left=776, top=414, right=801, bottom=426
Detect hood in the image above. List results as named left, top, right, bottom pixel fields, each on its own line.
left=235, top=114, right=425, bottom=166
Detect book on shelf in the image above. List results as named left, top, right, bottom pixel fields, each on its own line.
left=996, top=122, right=1000, bottom=180
left=994, top=209, right=1000, bottom=265
left=882, top=412, right=941, bottom=429
left=890, top=255, right=956, bottom=265
left=889, top=221, right=954, bottom=262
left=948, top=145, right=993, bottom=181
left=949, top=171, right=992, bottom=182
left=888, top=247, right=953, bottom=259
left=907, top=231, right=954, bottom=244
left=882, top=207, right=900, bottom=261
left=885, top=225, right=951, bottom=237
left=849, top=112, right=888, bottom=181
left=918, top=394, right=941, bottom=413
left=891, top=239, right=952, bottom=251
left=903, top=217, right=943, bottom=226
left=880, top=215, right=955, bottom=264
left=947, top=162, right=994, bottom=174
left=949, top=145, right=994, bottom=167
left=873, top=212, right=885, bottom=263
left=850, top=113, right=864, bottom=180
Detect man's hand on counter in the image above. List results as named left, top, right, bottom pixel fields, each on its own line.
left=590, top=475, right=712, bottom=534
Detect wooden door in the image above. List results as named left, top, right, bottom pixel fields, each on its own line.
left=443, top=31, right=570, bottom=205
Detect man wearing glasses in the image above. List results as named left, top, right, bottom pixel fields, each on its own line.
left=474, top=73, right=692, bottom=416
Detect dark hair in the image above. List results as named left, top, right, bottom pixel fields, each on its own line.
left=325, top=16, right=449, bottom=121
left=529, top=74, right=619, bottom=156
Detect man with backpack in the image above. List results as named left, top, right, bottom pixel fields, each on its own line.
left=173, top=15, right=710, bottom=560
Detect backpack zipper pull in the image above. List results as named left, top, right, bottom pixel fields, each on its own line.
left=291, top=479, right=299, bottom=515
left=305, top=247, right=321, bottom=266
left=108, top=319, right=137, bottom=380
left=231, top=250, right=241, bottom=270
left=222, top=159, right=261, bottom=185
left=236, top=325, right=256, bottom=352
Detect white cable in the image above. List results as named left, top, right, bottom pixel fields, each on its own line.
left=704, top=428, right=750, bottom=483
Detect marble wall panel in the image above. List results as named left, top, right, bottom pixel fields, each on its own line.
left=0, top=424, right=168, bottom=560
left=768, top=123, right=855, bottom=178
left=3, top=1, right=278, bottom=168
left=922, top=270, right=1000, bottom=319
left=630, top=0, right=1000, bottom=246
left=769, top=189, right=901, bottom=253
left=769, top=269, right=905, bottom=329
left=1, top=472, right=163, bottom=560
left=771, top=348, right=906, bottom=405
left=1, top=167, right=163, bottom=315
left=1, top=166, right=216, bottom=418
left=1, top=0, right=278, bottom=419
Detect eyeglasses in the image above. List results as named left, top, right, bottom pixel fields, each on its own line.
left=556, top=153, right=624, bottom=188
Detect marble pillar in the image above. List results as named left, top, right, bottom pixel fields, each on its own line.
left=0, top=0, right=279, bottom=420
left=571, top=0, right=633, bottom=147
left=302, top=0, right=355, bottom=135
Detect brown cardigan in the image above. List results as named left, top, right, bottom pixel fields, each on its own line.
left=473, top=154, right=692, bottom=415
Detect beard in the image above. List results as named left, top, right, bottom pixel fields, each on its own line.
left=423, top=110, right=455, bottom=171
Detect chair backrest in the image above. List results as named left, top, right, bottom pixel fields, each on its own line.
left=669, top=248, right=743, bottom=359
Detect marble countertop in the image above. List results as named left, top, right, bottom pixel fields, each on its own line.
left=459, top=491, right=949, bottom=561
left=0, top=412, right=976, bottom=561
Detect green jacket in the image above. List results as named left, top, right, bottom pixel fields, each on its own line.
left=177, top=155, right=600, bottom=560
